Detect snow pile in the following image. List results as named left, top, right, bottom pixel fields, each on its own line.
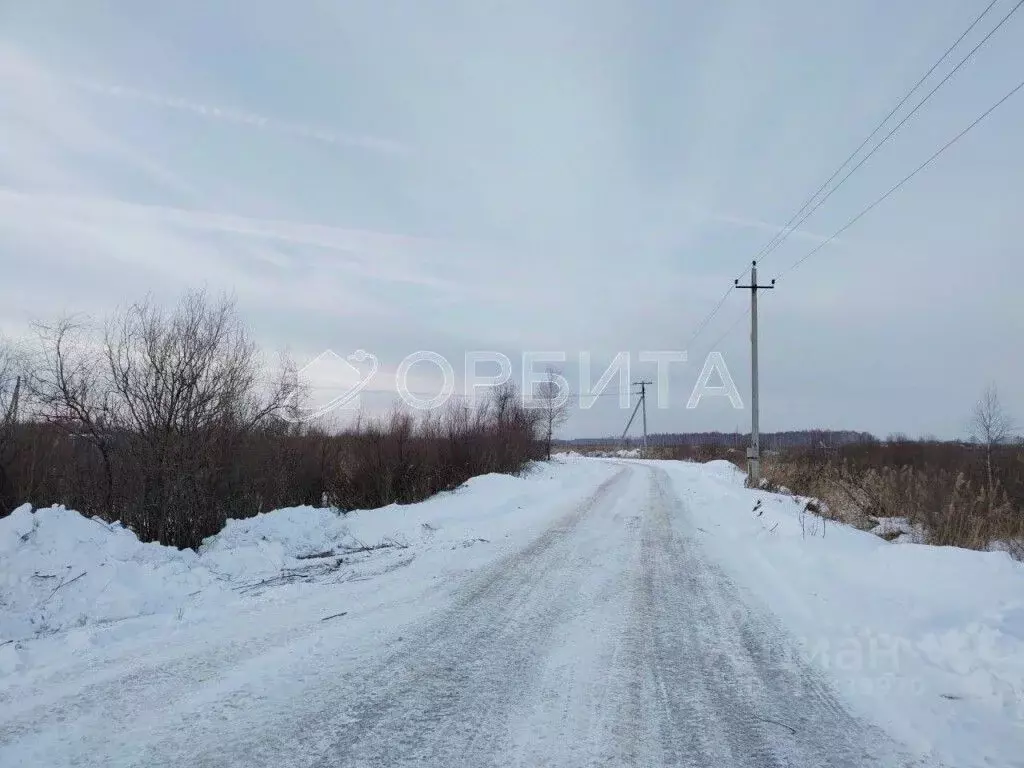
left=198, top=506, right=372, bottom=583
left=588, top=448, right=641, bottom=458
left=667, top=460, right=1024, bottom=768
left=0, top=504, right=221, bottom=641
left=1, top=501, right=421, bottom=642
left=0, top=460, right=613, bottom=645
left=696, top=458, right=747, bottom=486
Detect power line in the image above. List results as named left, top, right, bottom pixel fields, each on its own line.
left=676, top=0, right=1012, bottom=354
left=682, top=308, right=750, bottom=385
left=756, top=0, right=1023, bottom=266
left=681, top=287, right=733, bottom=350
left=750, top=0, right=1003, bottom=266
left=777, top=75, right=1024, bottom=278
left=679, top=263, right=751, bottom=352
left=705, top=307, right=750, bottom=355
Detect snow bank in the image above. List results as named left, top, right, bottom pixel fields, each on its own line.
left=588, top=448, right=642, bottom=459
left=0, top=460, right=614, bottom=645
left=1, top=499, right=418, bottom=642
left=696, top=458, right=747, bottom=486
left=665, top=460, right=1024, bottom=768
left=0, top=504, right=220, bottom=641
left=197, top=506, right=363, bottom=583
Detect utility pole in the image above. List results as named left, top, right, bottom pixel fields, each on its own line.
left=735, top=261, right=774, bottom=487
left=621, top=381, right=653, bottom=457
left=638, top=380, right=651, bottom=458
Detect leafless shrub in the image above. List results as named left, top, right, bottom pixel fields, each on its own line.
left=325, top=385, right=542, bottom=512
left=100, top=292, right=294, bottom=544
left=7, top=293, right=299, bottom=547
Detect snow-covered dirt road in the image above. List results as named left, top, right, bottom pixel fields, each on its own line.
left=2, top=461, right=919, bottom=767
left=4, top=457, right=1023, bottom=766
left=300, top=463, right=912, bottom=768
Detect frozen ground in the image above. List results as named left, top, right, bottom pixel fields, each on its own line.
left=1, top=457, right=1022, bottom=766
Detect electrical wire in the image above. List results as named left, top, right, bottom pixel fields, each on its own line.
left=777, top=75, right=1024, bottom=278
left=676, top=0, right=1015, bottom=352
left=757, top=0, right=1023, bottom=266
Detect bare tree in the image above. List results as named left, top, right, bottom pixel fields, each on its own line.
left=102, top=291, right=293, bottom=543
left=971, top=383, right=1015, bottom=513
left=104, top=292, right=288, bottom=436
left=535, top=366, right=570, bottom=460
left=30, top=317, right=117, bottom=513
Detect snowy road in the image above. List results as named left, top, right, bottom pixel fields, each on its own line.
left=295, top=463, right=913, bottom=768
left=278, top=463, right=913, bottom=768
left=2, top=460, right=957, bottom=766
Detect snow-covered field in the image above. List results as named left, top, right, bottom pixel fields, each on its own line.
left=1, top=456, right=1022, bottom=767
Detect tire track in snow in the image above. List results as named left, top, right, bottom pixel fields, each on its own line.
left=316, top=465, right=638, bottom=767
left=622, top=466, right=920, bottom=767
left=129, top=465, right=637, bottom=767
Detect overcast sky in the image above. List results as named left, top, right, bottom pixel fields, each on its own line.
left=1, top=0, right=1022, bottom=438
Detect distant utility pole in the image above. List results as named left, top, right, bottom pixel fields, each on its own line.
left=735, top=260, right=774, bottom=487
left=621, top=381, right=653, bottom=457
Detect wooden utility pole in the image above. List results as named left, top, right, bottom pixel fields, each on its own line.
left=735, top=261, right=774, bottom=487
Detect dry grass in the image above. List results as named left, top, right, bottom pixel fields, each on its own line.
left=762, top=443, right=1024, bottom=556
